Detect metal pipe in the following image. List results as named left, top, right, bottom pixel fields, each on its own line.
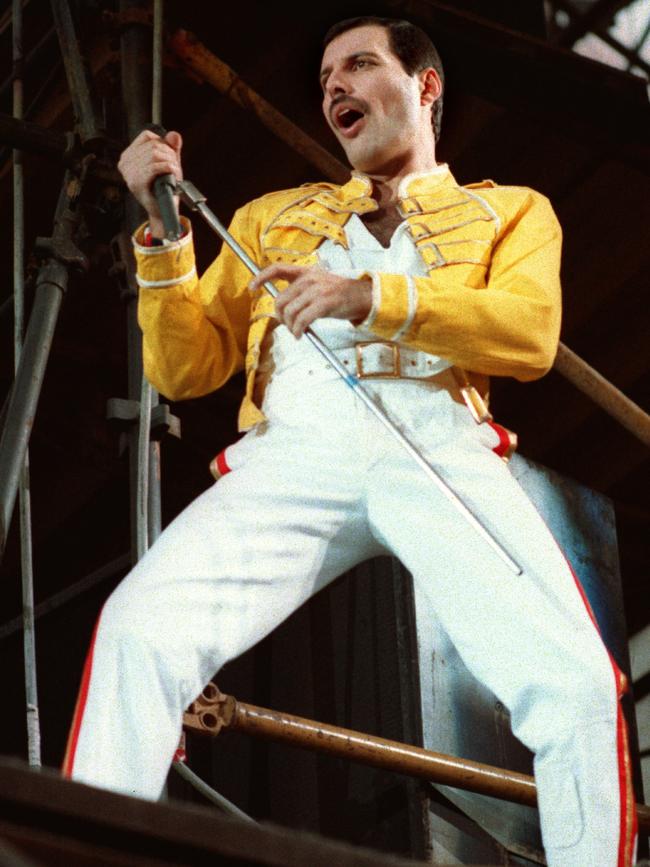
left=186, top=684, right=535, bottom=805
left=12, top=4, right=24, bottom=365
left=0, top=267, right=64, bottom=558
left=152, top=0, right=163, bottom=126
left=0, top=111, right=66, bottom=156
left=554, top=342, right=650, bottom=448
left=13, top=0, right=40, bottom=770
left=172, top=760, right=256, bottom=822
left=49, top=0, right=104, bottom=148
left=136, top=374, right=151, bottom=560
left=146, top=0, right=163, bottom=549
left=177, top=178, right=522, bottom=575
left=0, top=170, right=85, bottom=560
left=120, top=0, right=153, bottom=143
left=0, top=384, right=12, bottom=439
left=120, top=0, right=158, bottom=564
left=0, top=553, right=131, bottom=641
left=168, top=30, right=349, bottom=185
left=184, top=684, right=650, bottom=833
left=133, top=0, right=166, bottom=560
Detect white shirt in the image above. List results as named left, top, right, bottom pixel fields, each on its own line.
left=264, top=213, right=450, bottom=378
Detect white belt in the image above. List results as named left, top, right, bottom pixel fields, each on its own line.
left=259, top=339, right=496, bottom=428
left=331, top=341, right=495, bottom=427
left=332, top=341, right=451, bottom=380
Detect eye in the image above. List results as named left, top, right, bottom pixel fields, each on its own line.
left=352, top=59, right=368, bottom=70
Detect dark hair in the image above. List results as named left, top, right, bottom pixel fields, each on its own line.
left=323, top=16, right=444, bottom=141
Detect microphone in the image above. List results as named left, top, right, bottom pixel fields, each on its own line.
left=144, top=123, right=183, bottom=242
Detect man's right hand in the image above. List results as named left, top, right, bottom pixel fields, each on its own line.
left=117, top=129, right=183, bottom=238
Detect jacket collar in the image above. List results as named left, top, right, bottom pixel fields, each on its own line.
left=336, top=163, right=455, bottom=207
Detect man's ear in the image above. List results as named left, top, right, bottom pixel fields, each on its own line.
left=419, top=68, right=442, bottom=107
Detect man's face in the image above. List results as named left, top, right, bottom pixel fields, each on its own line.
left=320, top=25, right=426, bottom=173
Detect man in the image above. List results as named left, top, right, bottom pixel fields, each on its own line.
left=63, top=17, right=637, bottom=867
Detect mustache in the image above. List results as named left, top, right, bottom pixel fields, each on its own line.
left=329, top=95, right=369, bottom=121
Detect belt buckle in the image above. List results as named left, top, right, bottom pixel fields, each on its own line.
left=355, top=341, right=401, bottom=378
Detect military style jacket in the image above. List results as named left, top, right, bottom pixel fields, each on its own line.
left=134, top=166, right=562, bottom=431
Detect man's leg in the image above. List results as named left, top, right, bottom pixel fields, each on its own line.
left=365, top=403, right=636, bottom=867
left=63, top=425, right=382, bottom=801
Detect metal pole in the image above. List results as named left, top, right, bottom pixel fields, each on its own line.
left=152, top=0, right=163, bottom=126
left=13, top=0, right=41, bottom=769
left=49, top=0, right=104, bottom=149
left=146, top=0, right=163, bottom=548
left=176, top=179, right=522, bottom=575
left=0, top=553, right=131, bottom=641
left=0, top=262, right=64, bottom=557
left=172, top=760, right=256, bottom=822
left=554, top=342, right=650, bottom=448
left=184, top=683, right=650, bottom=833
left=0, top=111, right=66, bottom=156
left=126, top=0, right=164, bottom=561
left=135, top=374, right=152, bottom=558
left=0, top=170, right=86, bottom=560
left=119, top=0, right=158, bottom=564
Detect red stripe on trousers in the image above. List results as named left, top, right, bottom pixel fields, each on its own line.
left=487, top=421, right=511, bottom=459
left=215, top=449, right=231, bottom=477
left=62, top=612, right=103, bottom=777
left=564, top=561, right=637, bottom=866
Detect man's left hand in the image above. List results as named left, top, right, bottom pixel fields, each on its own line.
left=249, top=264, right=372, bottom=338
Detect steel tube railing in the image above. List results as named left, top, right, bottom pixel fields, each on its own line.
left=13, top=0, right=41, bottom=769
left=184, top=683, right=650, bottom=833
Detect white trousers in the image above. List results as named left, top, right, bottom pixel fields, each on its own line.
left=63, top=372, right=636, bottom=867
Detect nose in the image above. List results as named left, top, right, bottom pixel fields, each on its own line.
left=325, top=67, right=350, bottom=99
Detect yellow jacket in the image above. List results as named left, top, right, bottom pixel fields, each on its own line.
left=134, top=166, right=562, bottom=431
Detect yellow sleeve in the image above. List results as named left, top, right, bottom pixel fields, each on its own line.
left=368, top=190, right=562, bottom=381
left=135, top=205, right=256, bottom=400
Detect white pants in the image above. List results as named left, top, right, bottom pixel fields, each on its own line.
left=63, top=368, right=636, bottom=867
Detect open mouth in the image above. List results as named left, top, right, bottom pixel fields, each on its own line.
left=338, top=108, right=364, bottom=129
left=333, top=104, right=366, bottom=136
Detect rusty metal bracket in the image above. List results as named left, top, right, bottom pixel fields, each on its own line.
left=184, top=683, right=650, bottom=834
left=184, top=683, right=235, bottom=737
